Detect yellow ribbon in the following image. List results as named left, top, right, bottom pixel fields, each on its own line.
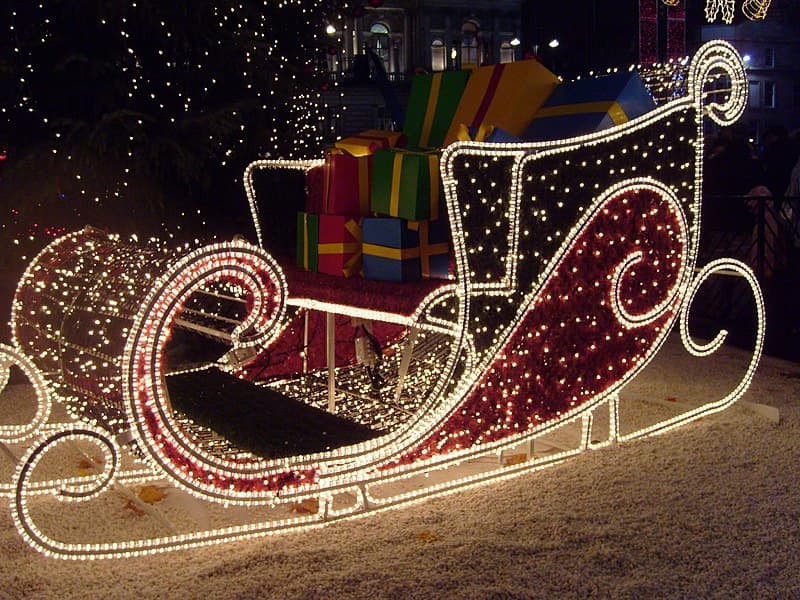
left=318, top=219, right=362, bottom=277
left=363, top=243, right=421, bottom=261
left=389, top=152, right=404, bottom=217
left=456, top=123, right=495, bottom=142
left=534, top=100, right=628, bottom=126
left=408, top=220, right=449, bottom=278
left=388, top=151, right=440, bottom=220
left=419, top=72, right=442, bottom=148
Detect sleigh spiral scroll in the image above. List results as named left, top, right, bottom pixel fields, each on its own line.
left=688, top=39, right=748, bottom=127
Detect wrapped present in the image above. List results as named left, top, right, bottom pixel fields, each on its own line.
left=362, top=217, right=422, bottom=282
left=523, top=71, right=656, bottom=141
left=443, top=59, right=559, bottom=145
left=322, top=150, right=372, bottom=216
left=371, top=147, right=441, bottom=221
left=296, top=212, right=319, bottom=271
left=409, top=219, right=450, bottom=280
left=334, top=129, right=408, bottom=158
left=404, top=70, right=471, bottom=148
left=317, top=214, right=362, bottom=277
left=455, top=124, right=521, bottom=144
left=305, top=164, right=325, bottom=213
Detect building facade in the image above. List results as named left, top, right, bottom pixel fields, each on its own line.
left=702, top=3, right=800, bottom=141
left=322, top=0, right=523, bottom=139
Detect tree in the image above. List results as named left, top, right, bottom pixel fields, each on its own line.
left=0, top=0, right=345, bottom=339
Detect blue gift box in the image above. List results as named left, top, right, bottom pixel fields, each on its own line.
left=362, top=217, right=422, bottom=282
left=523, top=71, right=656, bottom=141
left=362, top=218, right=451, bottom=282
left=413, top=219, right=450, bottom=280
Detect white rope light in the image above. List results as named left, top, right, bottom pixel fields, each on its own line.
left=6, top=40, right=764, bottom=559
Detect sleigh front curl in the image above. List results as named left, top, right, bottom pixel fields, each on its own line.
left=1, top=40, right=765, bottom=559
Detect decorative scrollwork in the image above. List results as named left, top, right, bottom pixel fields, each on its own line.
left=688, top=39, right=748, bottom=127
left=12, top=427, right=120, bottom=558
left=0, top=344, right=52, bottom=443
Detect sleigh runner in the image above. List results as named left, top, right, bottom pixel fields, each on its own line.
left=1, top=41, right=765, bottom=559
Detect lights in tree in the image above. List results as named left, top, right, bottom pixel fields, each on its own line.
left=4, top=41, right=764, bottom=560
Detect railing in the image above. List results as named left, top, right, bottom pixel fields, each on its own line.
left=699, top=195, right=800, bottom=281
left=697, top=195, right=800, bottom=360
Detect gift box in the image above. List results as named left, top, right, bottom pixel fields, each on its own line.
left=362, top=217, right=422, bottom=282
left=317, top=214, right=362, bottom=277
left=410, top=219, right=450, bottom=280
left=322, top=150, right=372, bottom=216
left=523, top=71, right=656, bottom=141
left=443, top=59, right=559, bottom=145
left=455, top=124, right=521, bottom=144
left=404, top=70, right=472, bottom=148
left=334, top=129, right=407, bottom=158
left=371, top=147, right=441, bottom=221
left=296, top=212, right=319, bottom=271
left=305, top=165, right=325, bottom=213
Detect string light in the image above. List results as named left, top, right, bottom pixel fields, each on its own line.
left=5, top=40, right=765, bottom=559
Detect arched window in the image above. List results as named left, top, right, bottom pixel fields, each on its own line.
left=431, top=38, right=445, bottom=72
left=369, top=22, right=391, bottom=72
left=500, top=41, right=515, bottom=64
left=461, top=19, right=481, bottom=67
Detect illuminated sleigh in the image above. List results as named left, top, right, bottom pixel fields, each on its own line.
left=2, top=41, right=765, bottom=559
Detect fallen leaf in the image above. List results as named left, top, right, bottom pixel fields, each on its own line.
left=123, top=500, right=146, bottom=517
left=290, top=498, right=319, bottom=514
left=414, top=530, right=439, bottom=543
left=76, top=456, right=103, bottom=476
left=137, top=485, right=166, bottom=505
left=503, top=453, right=528, bottom=466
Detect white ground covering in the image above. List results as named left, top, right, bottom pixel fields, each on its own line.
left=1, top=335, right=799, bottom=599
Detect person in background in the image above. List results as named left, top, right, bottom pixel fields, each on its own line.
left=760, top=125, right=799, bottom=198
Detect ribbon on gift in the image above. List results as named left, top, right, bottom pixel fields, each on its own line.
left=534, top=100, right=628, bottom=126
left=335, top=130, right=407, bottom=157
left=362, top=243, right=421, bottom=261
left=388, top=151, right=440, bottom=221
left=408, top=220, right=449, bottom=278
left=301, top=213, right=312, bottom=270
left=419, top=72, right=443, bottom=148
left=318, top=219, right=363, bottom=277
left=456, top=123, right=495, bottom=142
left=470, top=63, right=506, bottom=128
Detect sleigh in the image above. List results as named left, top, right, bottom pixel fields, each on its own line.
left=1, top=41, right=765, bottom=559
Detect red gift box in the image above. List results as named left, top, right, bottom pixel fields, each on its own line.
left=334, top=129, right=407, bottom=157
left=317, top=214, right=362, bottom=277
left=322, top=150, right=372, bottom=216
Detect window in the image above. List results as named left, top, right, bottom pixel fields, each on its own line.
left=500, top=41, right=515, bottom=64
left=763, top=47, right=775, bottom=68
left=369, top=22, right=391, bottom=72
left=749, top=80, right=761, bottom=108
left=461, top=19, right=481, bottom=67
left=763, top=80, right=775, bottom=108
left=431, top=39, right=446, bottom=72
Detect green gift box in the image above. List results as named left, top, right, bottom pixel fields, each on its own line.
left=403, top=70, right=471, bottom=148
left=371, top=147, right=442, bottom=222
left=296, top=212, right=319, bottom=271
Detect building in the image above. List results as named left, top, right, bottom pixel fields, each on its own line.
left=701, top=1, right=800, bottom=142
left=322, top=0, right=524, bottom=139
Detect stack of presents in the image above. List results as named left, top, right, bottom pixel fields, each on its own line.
left=296, top=60, right=656, bottom=282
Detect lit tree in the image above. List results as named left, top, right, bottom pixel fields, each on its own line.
left=1, top=0, right=345, bottom=336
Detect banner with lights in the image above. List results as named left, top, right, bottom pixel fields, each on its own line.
left=1, top=40, right=764, bottom=559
